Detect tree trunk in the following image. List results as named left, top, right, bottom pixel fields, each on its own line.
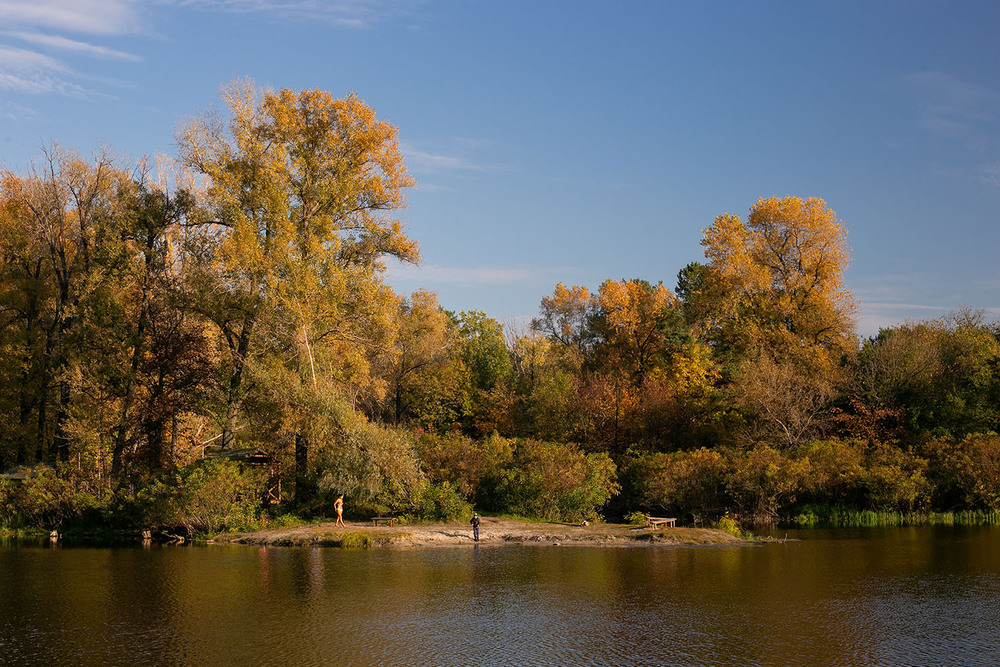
left=294, top=433, right=312, bottom=503
left=222, top=319, right=253, bottom=450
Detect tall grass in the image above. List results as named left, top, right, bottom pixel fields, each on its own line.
left=792, top=505, right=1000, bottom=527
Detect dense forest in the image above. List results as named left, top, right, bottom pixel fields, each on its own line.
left=2, top=84, right=1000, bottom=535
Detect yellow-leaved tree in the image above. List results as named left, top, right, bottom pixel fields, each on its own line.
left=177, top=81, right=419, bottom=502
left=698, top=196, right=858, bottom=447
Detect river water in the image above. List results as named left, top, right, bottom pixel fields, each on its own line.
left=2, top=526, right=999, bottom=666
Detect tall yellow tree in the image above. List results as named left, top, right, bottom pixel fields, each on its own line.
left=177, top=81, right=418, bottom=456
left=700, top=196, right=857, bottom=372
left=697, top=197, right=859, bottom=447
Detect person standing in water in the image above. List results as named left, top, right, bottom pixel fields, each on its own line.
left=335, top=495, right=345, bottom=527
left=471, top=512, right=481, bottom=541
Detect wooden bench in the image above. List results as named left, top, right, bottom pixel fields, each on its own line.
left=371, top=517, right=396, bottom=527
left=647, top=516, right=676, bottom=529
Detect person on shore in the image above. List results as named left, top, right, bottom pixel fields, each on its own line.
left=471, top=512, right=481, bottom=541
left=335, top=495, right=345, bottom=527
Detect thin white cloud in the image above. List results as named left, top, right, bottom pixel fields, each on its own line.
left=0, top=97, right=36, bottom=119
left=171, top=0, right=424, bottom=28
left=0, top=45, right=87, bottom=95
left=857, top=301, right=1000, bottom=337
left=980, top=162, right=1000, bottom=188
left=404, top=147, right=487, bottom=173
left=387, top=262, right=539, bottom=286
left=400, top=139, right=513, bottom=177
left=0, top=1, right=143, bottom=98
left=863, top=301, right=963, bottom=313
left=0, top=0, right=142, bottom=36
left=8, top=32, right=142, bottom=61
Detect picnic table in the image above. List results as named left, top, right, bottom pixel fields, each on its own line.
left=646, top=516, right=676, bottom=529
left=371, top=516, right=396, bottom=527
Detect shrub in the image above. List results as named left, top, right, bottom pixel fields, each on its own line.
left=625, top=510, right=648, bottom=526
left=313, top=415, right=423, bottom=517
left=714, top=514, right=743, bottom=537
left=860, top=442, right=930, bottom=512
left=627, top=447, right=729, bottom=514
left=414, top=482, right=473, bottom=522
left=499, top=439, right=619, bottom=522
left=727, top=445, right=810, bottom=520
left=930, top=434, right=1000, bottom=511
left=130, top=459, right=265, bottom=534
left=415, top=430, right=513, bottom=506
left=797, top=439, right=866, bottom=505
left=0, top=464, right=102, bottom=529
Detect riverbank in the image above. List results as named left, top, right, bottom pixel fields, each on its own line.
left=213, top=516, right=750, bottom=548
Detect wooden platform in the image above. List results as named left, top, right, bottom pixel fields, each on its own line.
left=647, top=516, right=676, bottom=529
left=371, top=517, right=396, bottom=527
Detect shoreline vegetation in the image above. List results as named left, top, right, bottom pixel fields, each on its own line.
left=4, top=83, right=1000, bottom=539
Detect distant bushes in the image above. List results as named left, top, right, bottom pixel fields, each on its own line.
left=416, top=432, right=619, bottom=522
left=413, top=482, right=473, bottom=522
left=2, top=458, right=265, bottom=535
left=0, top=464, right=102, bottom=530
left=498, top=439, right=619, bottom=522
left=6, top=432, right=1000, bottom=532
left=625, top=435, right=1000, bottom=522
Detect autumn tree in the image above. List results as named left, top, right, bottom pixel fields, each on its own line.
left=0, top=149, right=136, bottom=465
left=177, top=82, right=418, bottom=471
left=455, top=310, right=513, bottom=435
left=374, top=289, right=465, bottom=427
left=856, top=311, right=1000, bottom=438
left=594, top=279, right=678, bottom=385
left=695, top=196, right=858, bottom=447
left=533, top=283, right=596, bottom=370
left=699, top=196, right=857, bottom=370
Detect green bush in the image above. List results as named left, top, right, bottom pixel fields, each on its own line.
left=129, top=459, right=265, bottom=534
left=414, top=482, right=473, bottom=522
left=415, top=430, right=513, bottom=506
left=714, top=514, right=743, bottom=537
left=627, top=447, right=729, bottom=515
left=498, top=439, right=619, bottom=522
left=0, top=465, right=102, bottom=529
left=625, top=510, right=648, bottom=526
left=727, top=445, right=810, bottom=520
left=313, top=413, right=423, bottom=517
left=797, top=439, right=866, bottom=505
left=860, top=443, right=930, bottom=512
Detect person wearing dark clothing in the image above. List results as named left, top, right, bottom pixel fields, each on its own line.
left=471, top=513, right=481, bottom=541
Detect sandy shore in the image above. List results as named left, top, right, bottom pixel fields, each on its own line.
left=213, top=516, right=749, bottom=548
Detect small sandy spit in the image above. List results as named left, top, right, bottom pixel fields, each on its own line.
left=214, top=516, right=749, bottom=549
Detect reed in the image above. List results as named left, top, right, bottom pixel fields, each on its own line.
left=792, top=506, right=1000, bottom=527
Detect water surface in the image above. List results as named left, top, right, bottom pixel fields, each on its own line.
left=2, top=526, right=999, bottom=666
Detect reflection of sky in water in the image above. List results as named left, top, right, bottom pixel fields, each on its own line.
left=2, top=527, right=1000, bottom=666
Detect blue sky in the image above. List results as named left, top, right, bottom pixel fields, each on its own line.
left=2, top=0, right=999, bottom=337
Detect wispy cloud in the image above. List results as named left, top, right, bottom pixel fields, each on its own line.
left=0, top=1, right=143, bottom=98
left=0, top=97, right=36, bottom=120
left=170, top=0, right=425, bottom=29
left=8, top=32, right=142, bottom=61
left=0, top=0, right=142, bottom=36
left=979, top=162, right=1000, bottom=187
left=904, top=71, right=1000, bottom=145
left=0, top=45, right=89, bottom=95
left=387, top=262, right=540, bottom=286
left=857, top=300, right=1000, bottom=337
left=404, top=147, right=488, bottom=173
left=400, top=138, right=513, bottom=179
